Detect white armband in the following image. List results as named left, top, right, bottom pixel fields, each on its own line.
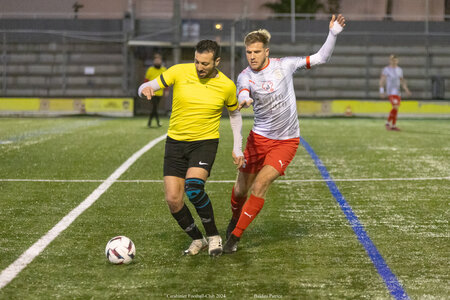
left=137, top=79, right=161, bottom=97
left=379, top=87, right=384, bottom=94
left=228, top=109, right=243, bottom=157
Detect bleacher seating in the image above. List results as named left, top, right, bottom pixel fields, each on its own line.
left=1, top=17, right=449, bottom=100
left=1, top=42, right=126, bottom=97
left=271, top=44, right=450, bottom=99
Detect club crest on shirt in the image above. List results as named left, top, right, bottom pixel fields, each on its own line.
left=262, top=81, right=274, bottom=92
left=274, top=69, right=283, bottom=80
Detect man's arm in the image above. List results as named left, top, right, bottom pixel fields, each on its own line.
left=309, top=14, right=346, bottom=67
left=228, top=109, right=244, bottom=168
left=379, top=74, right=387, bottom=99
left=400, top=77, right=411, bottom=97
left=236, top=72, right=253, bottom=110
left=237, top=89, right=253, bottom=110
left=138, top=79, right=161, bottom=100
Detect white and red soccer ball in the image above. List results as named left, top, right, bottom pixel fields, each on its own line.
left=105, top=236, right=136, bottom=264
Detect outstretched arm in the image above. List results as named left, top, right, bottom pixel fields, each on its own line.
left=138, top=79, right=161, bottom=100
left=309, top=14, right=346, bottom=67
left=228, top=109, right=244, bottom=168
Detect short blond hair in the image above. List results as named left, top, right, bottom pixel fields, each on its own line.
left=244, top=29, right=271, bottom=48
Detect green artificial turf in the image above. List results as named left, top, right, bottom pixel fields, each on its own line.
left=0, top=116, right=448, bottom=299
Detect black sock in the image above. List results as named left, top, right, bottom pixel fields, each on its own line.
left=185, top=178, right=219, bottom=237
left=171, top=204, right=203, bottom=240
left=195, top=199, right=219, bottom=237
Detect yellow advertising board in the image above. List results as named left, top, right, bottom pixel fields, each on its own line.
left=84, top=98, right=133, bottom=115
left=296, top=100, right=450, bottom=117
left=0, top=98, right=41, bottom=112
left=0, top=98, right=134, bottom=117
left=1, top=98, right=449, bottom=117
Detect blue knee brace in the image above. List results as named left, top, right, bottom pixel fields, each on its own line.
left=185, top=178, right=210, bottom=209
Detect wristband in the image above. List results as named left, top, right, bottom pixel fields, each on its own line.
left=379, top=87, right=384, bottom=94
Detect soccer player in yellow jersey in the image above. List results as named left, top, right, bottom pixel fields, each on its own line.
left=144, top=53, right=167, bottom=127
left=138, top=40, right=244, bottom=256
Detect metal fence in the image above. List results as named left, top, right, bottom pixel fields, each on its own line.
left=131, top=15, right=450, bottom=100
left=1, top=13, right=449, bottom=99
left=0, top=18, right=134, bottom=97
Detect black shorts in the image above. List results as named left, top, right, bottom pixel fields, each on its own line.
left=163, top=136, right=219, bottom=178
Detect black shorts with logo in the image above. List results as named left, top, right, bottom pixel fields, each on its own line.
left=163, top=136, right=219, bottom=178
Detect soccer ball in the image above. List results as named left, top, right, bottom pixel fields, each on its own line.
left=105, top=236, right=136, bottom=264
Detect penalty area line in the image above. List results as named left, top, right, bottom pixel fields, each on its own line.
left=0, top=134, right=167, bottom=290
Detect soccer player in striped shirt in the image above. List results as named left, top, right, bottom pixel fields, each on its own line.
left=379, top=54, right=411, bottom=131
left=223, top=15, right=346, bottom=253
left=138, top=40, right=244, bottom=257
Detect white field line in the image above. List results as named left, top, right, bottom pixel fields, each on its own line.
left=0, top=134, right=167, bottom=290
left=0, top=177, right=449, bottom=183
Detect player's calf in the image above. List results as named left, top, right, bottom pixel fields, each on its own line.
left=185, top=178, right=219, bottom=237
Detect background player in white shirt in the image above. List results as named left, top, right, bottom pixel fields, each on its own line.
left=223, top=15, right=346, bottom=253
left=379, top=54, right=411, bottom=131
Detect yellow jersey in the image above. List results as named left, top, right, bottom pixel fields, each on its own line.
left=145, top=66, right=167, bottom=96
left=156, top=63, right=238, bottom=141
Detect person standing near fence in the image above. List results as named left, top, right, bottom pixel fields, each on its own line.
left=379, top=54, right=411, bottom=131
left=144, top=53, right=167, bottom=127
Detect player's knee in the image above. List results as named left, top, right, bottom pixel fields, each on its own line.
left=164, top=191, right=184, bottom=212
left=165, top=186, right=180, bottom=201
left=234, top=182, right=249, bottom=198
left=185, top=178, right=210, bottom=209
left=234, top=173, right=252, bottom=197
left=167, top=201, right=184, bottom=214
left=251, top=180, right=269, bottom=198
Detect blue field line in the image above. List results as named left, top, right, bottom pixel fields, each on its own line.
left=300, top=137, right=409, bottom=300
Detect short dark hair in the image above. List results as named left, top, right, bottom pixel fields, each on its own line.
left=195, top=40, right=221, bottom=60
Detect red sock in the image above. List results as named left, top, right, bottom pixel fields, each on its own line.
left=232, top=194, right=265, bottom=238
left=388, top=109, right=395, bottom=123
left=392, top=108, right=398, bottom=125
left=230, top=187, right=247, bottom=221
